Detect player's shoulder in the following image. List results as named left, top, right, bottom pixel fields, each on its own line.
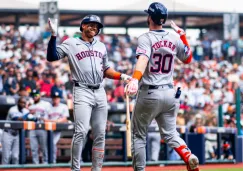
left=22, top=108, right=29, bottom=114
left=61, top=37, right=81, bottom=45
left=40, top=100, right=52, bottom=106
left=59, top=102, right=68, bottom=108
left=138, top=32, right=151, bottom=40
left=167, top=31, right=180, bottom=39
left=95, top=38, right=106, bottom=47
left=137, top=32, right=152, bottom=45
left=8, top=105, right=18, bottom=113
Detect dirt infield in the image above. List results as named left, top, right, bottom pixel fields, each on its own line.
left=1, top=163, right=243, bottom=171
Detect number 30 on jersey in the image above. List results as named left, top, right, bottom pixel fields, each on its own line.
left=150, top=53, right=173, bottom=74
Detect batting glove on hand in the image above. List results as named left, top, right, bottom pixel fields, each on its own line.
left=121, top=74, right=132, bottom=83
left=125, top=78, right=139, bottom=97
left=170, top=20, right=185, bottom=36
left=48, top=18, right=58, bottom=36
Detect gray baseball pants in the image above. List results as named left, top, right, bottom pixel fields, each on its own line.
left=131, top=85, right=186, bottom=171
left=53, top=131, right=61, bottom=163
left=1, top=131, right=19, bottom=164
left=29, top=130, right=48, bottom=164
left=71, top=84, right=107, bottom=171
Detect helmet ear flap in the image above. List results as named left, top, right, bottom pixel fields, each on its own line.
left=80, top=24, right=83, bottom=32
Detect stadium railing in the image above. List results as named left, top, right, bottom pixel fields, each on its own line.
left=0, top=121, right=241, bottom=167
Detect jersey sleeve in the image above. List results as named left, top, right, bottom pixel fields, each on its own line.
left=56, top=38, right=71, bottom=59
left=176, top=39, right=189, bottom=62
left=23, top=108, right=30, bottom=115
left=103, top=49, right=110, bottom=71
left=136, top=34, right=152, bottom=59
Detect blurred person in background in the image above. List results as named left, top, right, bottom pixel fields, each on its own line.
left=51, top=78, right=64, bottom=99
left=39, top=73, right=53, bottom=97
left=176, top=109, right=185, bottom=126
left=147, top=119, right=161, bottom=161
left=64, top=73, right=73, bottom=94
left=20, top=69, right=36, bottom=95
left=3, top=67, right=19, bottom=95
left=204, top=120, right=217, bottom=160
left=202, top=36, right=211, bottom=60
left=44, top=91, right=69, bottom=163
left=113, top=80, right=125, bottom=102
left=221, top=141, right=233, bottom=160
left=1, top=97, right=29, bottom=164
left=237, top=36, right=243, bottom=59
left=0, top=66, right=4, bottom=94
left=28, top=89, right=52, bottom=164
left=106, top=86, right=116, bottom=103
left=205, top=138, right=216, bottom=160
left=211, top=39, right=222, bottom=61
left=189, top=114, right=204, bottom=133
left=23, top=25, right=35, bottom=43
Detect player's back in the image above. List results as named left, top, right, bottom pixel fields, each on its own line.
left=136, top=30, right=185, bottom=86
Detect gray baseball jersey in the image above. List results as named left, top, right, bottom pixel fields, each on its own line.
left=1, top=105, right=29, bottom=164
left=132, top=30, right=190, bottom=171
left=136, top=30, right=187, bottom=85
left=29, top=100, right=52, bottom=122
left=6, top=105, right=29, bottom=121
left=54, top=37, right=109, bottom=171
left=56, top=37, right=110, bottom=85
left=48, top=103, right=69, bottom=121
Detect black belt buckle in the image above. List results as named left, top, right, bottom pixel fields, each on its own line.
left=87, top=85, right=100, bottom=90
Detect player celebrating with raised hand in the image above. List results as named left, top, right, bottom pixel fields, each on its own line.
left=126, top=2, right=199, bottom=171
left=46, top=15, right=131, bottom=171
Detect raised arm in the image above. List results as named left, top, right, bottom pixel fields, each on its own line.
left=171, top=21, right=192, bottom=64
left=47, top=18, right=68, bottom=62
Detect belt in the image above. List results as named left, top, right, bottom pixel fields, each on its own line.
left=140, top=84, right=173, bottom=90
left=74, top=82, right=100, bottom=90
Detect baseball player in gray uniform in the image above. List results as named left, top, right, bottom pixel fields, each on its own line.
left=1, top=97, right=29, bottom=164
left=44, top=91, right=69, bottom=163
left=126, top=2, right=199, bottom=171
left=47, top=15, right=131, bottom=171
left=28, top=89, right=52, bottom=164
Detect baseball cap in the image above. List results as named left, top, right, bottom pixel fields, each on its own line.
left=51, top=91, right=62, bottom=98
left=30, top=89, right=40, bottom=97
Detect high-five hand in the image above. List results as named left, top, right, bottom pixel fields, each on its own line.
left=48, top=18, right=58, bottom=36
left=170, top=20, right=185, bottom=36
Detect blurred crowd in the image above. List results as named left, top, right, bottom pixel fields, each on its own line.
left=0, top=24, right=243, bottom=130
left=0, top=25, right=243, bottom=162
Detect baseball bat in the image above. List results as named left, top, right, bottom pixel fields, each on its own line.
left=126, top=92, right=132, bottom=157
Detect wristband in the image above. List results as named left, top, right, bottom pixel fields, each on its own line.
left=132, top=70, right=143, bottom=81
